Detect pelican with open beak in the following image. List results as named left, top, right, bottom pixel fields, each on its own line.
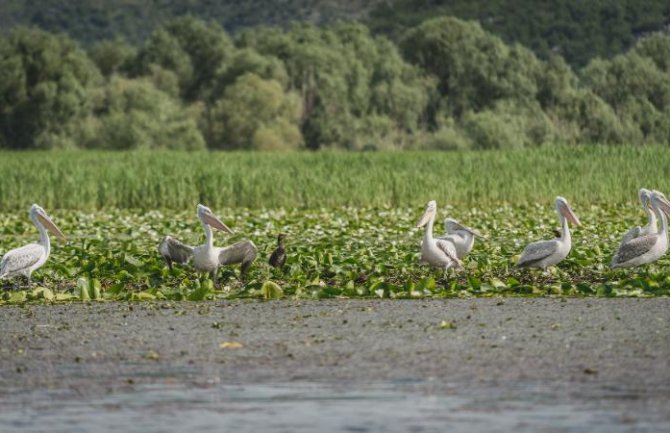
left=516, top=196, right=580, bottom=270
left=416, top=200, right=461, bottom=272
left=0, top=204, right=66, bottom=287
left=611, top=190, right=670, bottom=268
left=159, top=204, right=257, bottom=283
left=438, top=217, right=485, bottom=259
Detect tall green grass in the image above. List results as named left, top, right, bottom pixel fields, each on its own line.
left=0, top=146, right=667, bottom=210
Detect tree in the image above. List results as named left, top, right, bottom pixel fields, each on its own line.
left=209, top=48, right=289, bottom=101
left=209, top=73, right=302, bottom=150
left=136, top=16, right=235, bottom=101
left=633, top=34, right=670, bottom=73
left=239, top=22, right=433, bottom=149
left=0, top=27, right=101, bottom=149
left=400, top=17, right=542, bottom=119
left=582, top=48, right=670, bottom=144
left=85, top=77, right=205, bottom=150
left=88, top=38, right=136, bottom=78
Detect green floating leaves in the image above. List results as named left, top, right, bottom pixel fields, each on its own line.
left=261, top=281, right=284, bottom=299
left=77, top=278, right=91, bottom=301
left=30, top=287, right=54, bottom=301
left=2, top=199, right=670, bottom=303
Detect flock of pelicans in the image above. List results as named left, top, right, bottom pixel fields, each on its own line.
left=0, top=188, right=669, bottom=288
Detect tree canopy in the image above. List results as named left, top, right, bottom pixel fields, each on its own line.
left=1, top=15, right=670, bottom=150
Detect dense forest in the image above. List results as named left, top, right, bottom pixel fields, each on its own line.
left=2, top=0, right=669, bottom=67
left=0, top=3, right=670, bottom=150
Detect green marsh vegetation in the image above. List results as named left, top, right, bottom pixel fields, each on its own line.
left=1, top=202, right=668, bottom=305
left=0, top=146, right=668, bottom=210
left=2, top=5, right=670, bottom=303
left=1, top=147, right=670, bottom=303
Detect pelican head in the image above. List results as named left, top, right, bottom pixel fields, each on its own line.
left=555, top=196, right=580, bottom=226
left=416, top=200, right=437, bottom=228
left=651, top=191, right=670, bottom=215
left=639, top=188, right=652, bottom=208
left=30, top=204, right=66, bottom=240
left=196, top=204, right=233, bottom=233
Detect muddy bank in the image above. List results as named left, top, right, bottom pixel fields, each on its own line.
left=0, top=298, right=669, bottom=428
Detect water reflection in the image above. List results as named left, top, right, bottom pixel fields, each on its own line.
left=0, top=382, right=666, bottom=433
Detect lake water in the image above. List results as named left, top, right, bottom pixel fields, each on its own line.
left=0, top=381, right=666, bottom=433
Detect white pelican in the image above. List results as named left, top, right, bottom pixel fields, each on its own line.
left=516, top=196, right=580, bottom=270
left=416, top=200, right=461, bottom=271
left=438, top=217, right=485, bottom=259
left=611, top=191, right=670, bottom=268
left=0, top=204, right=65, bottom=287
left=159, top=204, right=257, bottom=283
left=617, top=188, right=656, bottom=248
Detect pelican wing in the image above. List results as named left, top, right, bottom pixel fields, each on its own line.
left=438, top=233, right=462, bottom=244
left=619, top=226, right=642, bottom=247
left=446, top=220, right=484, bottom=238
left=0, top=244, right=44, bottom=278
left=611, top=234, right=659, bottom=266
left=436, top=239, right=462, bottom=268
left=517, top=239, right=559, bottom=267
left=158, top=236, right=194, bottom=265
left=219, top=240, right=257, bottom=266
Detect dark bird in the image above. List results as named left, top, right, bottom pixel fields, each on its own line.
left=269, top=233, right=287, bottom=268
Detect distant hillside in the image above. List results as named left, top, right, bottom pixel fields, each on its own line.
left=370, top=0, right=670, bottom=66
left=0, top=0, right=383, bottom=44
left=0, top=0, right=669, bottom=66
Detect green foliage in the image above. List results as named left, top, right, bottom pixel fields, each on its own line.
left=240, top=22, right=432, bottom=149
left=401, top=17, right=540, bottom=118
left=88, top=38, right=136, bottom=78
left=0, top=27, right=101, bottom=149
left=418, top=126, right=471, bottom=151
left=209, top=73, right=302, bottom=150
left=2, top=198, right=670, bottom=304
left=633, top=34, right=670, bottom=73
left=370, top=0, right=670, bottom=67
left=3, top=0, right=667, bottom=70
left=0, top=0, right=381, bottom=44
left=85, top=77, right=205, bottom=150
left=136, top=16, right=235, bottom=101
left=213, top=48, right=289, bottom=94
left=1, top=146, right=670, bottom=210
left=0, top=16, right=669, bottom=150
left=462, top=101, right=556, bottom=149
left=582, top=38, right=670, bottom=144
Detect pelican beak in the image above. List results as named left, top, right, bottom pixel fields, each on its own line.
left=657, top=196, right=670, bottom=216
left=203, top=211, right=234, bottom=234
left=561, top=203, right=581, bottom=226
left=37, top=213, right=66, bottom=240
left=416, top=208, right=435, bottom=228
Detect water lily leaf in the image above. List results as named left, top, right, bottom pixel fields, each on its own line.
left=7, top=291, right=27, bottom=303
left=261, top=281, right=284, bottom=299
left=131, top=292, right=156, bottom=301
left=31, top=287, right=54, bottom=301
left=90, top=279, right=102, bottom=300
left=77, top=278, right=90, bottom=301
